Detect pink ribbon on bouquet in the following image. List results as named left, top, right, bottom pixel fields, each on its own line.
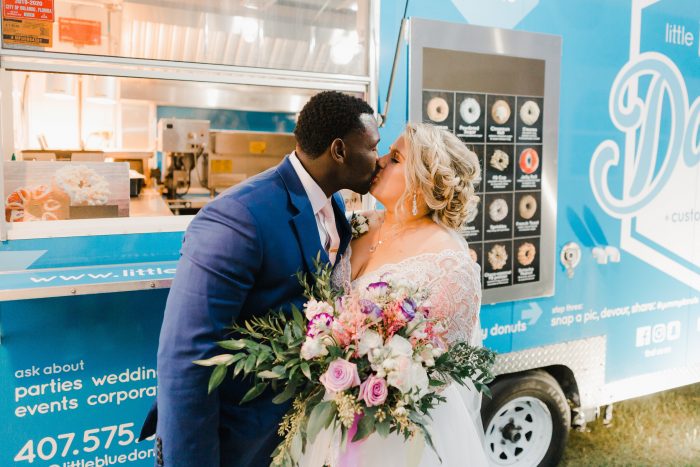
left=338, top=413, right=367, bottom=467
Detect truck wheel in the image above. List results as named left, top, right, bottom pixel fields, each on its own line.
left=481, top=370, right=570, bottom=466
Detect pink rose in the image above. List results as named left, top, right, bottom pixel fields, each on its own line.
left=320, top=359, right=361, bottom=393
left=358, top=375, right=388, bottom=407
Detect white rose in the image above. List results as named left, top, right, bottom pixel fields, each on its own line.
left=387, top=335, right=413, bottom=358
left=300, top=337, right=328, bottom=360
left=387, top=357, right=430, bottom=398
left=386, top=356, right=413, bottom=393
left=358, top=329, right=383, bottom=357
left=304, top=299, right=334, bottom=320
left=410, top=362, right=430, bottom=398
left=431, top=347, right=445, bottom=358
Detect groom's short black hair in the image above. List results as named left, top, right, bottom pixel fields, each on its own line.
left=294, top=91, right=375, bottom=158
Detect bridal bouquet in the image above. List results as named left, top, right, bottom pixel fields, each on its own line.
left=195, top=259, right=496, bottom=466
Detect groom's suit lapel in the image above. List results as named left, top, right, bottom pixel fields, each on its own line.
left=277, top=156, right=330, bottom=273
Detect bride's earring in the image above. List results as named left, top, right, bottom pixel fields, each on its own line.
left=412, top=192, right=418, bottom=216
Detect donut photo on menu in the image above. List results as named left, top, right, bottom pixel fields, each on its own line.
left=517, top=241, right=537, bottom=267
left=487, top=243, right=509, bottom=270
left=460, top=97, right=481, bottom=124
left=485, top=145, right=514, bottom=192
left=519, top=99, right=541, bottom=126
left=486, top=95, right=515, bottom=143
left=488, top=197, right=508, bottom=223
left=485, top=193, right=513, bottom=240
left=514, top=238, right=540, bottom=283
left=490, top=149, right=509, bottom=172
left=516, top=145, right=542, bottom=190
left=516, top=96, right=544, bottom=143
left=491, top=99, right=511, bottom=125
left=455, top=93, right=486, bottom=141
left=514, top=191, right=541, bottom=237
left=422, top=90, right=454, bottom=131
left=519, top=147, right=540, bottom=175
left=483, top=241, right=513, bottom=288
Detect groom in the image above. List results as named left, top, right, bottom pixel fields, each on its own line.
left=143, top=91, right=379, bottom=466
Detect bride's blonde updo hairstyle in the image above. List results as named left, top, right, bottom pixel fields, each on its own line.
left=400, top=123, right=481, bottom=231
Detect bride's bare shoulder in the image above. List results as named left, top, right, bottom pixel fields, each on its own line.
left=418, top=224, right=467, bottom=253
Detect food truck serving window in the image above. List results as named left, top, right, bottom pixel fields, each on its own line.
left=1, top=71, right=367, bottom=238
left=1, top=0, right=371, bottom=76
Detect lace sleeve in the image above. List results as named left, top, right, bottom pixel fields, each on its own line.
left=425, top=254, right=483, bottom=346
left=331, top=246, right=352, bottom=293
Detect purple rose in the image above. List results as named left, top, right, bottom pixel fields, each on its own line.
left=320, top=359, right=361, bottom=393
left=307, top=312, right=334, bottom=338
left=358, top=374, right=388, bottom=407
left=360, top=299, right=382, bottom=318
left=400, top=298, right=417, bottom=320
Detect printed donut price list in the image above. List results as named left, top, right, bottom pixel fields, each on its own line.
left=423, top=88, right=543, bottom=289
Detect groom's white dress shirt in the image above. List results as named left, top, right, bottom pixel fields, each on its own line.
left=289, top=152, right=340, bottom=263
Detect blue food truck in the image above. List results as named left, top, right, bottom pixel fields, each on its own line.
left=1, top=0, right=698, bottom=465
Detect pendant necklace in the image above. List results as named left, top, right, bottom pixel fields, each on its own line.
left=368, top=219, right=384, bottom=253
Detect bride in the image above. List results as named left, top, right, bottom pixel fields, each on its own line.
left=302, top=122, right=489, bottom=466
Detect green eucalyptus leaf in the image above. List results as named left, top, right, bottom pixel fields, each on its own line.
left=291, top=305, right=305, bottom=329
left=256, top=350, right=271, bottom=367
left=420, top=425, right=442, bottom=463
left=272, top=381, right=298, bottom=404
left=306, top=401, right=334, bottom=443
left=243, top=354, right=256, bottom=375
left=240, top=382, right=268, bottom=404
left=375, top=417, right=391, bottom=437
left=208, top=365, right=227, bottom=394
left=300, top=362, right=312, bottom=380
left=352, top=414, right=375, bottom=442
left=193, top=354, right=235, bottom=367
left=232, top=358, right=246, bottom=378
left=216, top=339, right=247, bottom=351
left=257, top=370, right=282, bottom=379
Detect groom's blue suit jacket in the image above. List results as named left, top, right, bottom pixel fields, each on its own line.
left=149, top=155, right=352, bottom=466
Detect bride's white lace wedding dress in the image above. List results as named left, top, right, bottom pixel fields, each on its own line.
left=301, top=241, right=490, bottom=467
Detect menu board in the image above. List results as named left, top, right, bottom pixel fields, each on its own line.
left=423, top=90, right=543, bottom=289
left=409, top=30, right=560, bottom=302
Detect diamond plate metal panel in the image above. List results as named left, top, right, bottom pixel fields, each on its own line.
left=493, top=336, right=607, bottom=410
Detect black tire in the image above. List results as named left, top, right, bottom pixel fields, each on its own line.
left=481, top=370, right=570, bottom=467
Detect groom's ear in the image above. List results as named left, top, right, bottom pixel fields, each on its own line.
left=330, top=138, right=346, bottom=163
